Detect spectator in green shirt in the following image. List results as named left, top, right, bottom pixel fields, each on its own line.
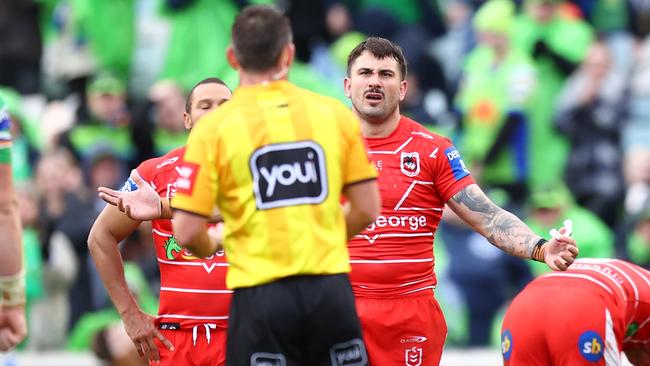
left=526, top=181, right=614, bottom=276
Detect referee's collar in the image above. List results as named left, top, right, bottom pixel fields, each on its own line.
left=235, top=80, right=292, bottom=96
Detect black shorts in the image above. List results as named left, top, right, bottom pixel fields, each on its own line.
left=226, top=273, right=368, bottom=366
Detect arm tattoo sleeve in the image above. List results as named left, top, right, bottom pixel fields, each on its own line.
left=451, top=185, right=540, bottom=258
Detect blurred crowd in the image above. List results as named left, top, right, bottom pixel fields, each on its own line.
left=2, top=0, right=650, bottom=359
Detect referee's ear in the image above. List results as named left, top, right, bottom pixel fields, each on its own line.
left=226, top=45, right=241, bottom=71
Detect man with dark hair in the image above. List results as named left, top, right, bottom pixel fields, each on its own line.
left=184, top=77, right=230, bottom=115
left=171, top=5, right=380, bottom=366
left=344, top=36, right=578, bottom=365
left=89, top=77, right=233, bottom=365
left=0, top=95, right=27, bottom=351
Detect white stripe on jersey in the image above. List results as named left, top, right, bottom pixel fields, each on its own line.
left=393, top=180, right=443, bottom=211
left=605, top=309, right=621, bottom=366
left=543, top=273, right=614, bottom=295
left=570, top=267, right=627, bottom=302
left=357, top=284, right=434, bottom=296
left=401, top=286, right=435, bottom=295
left=157, top=258, right=229, bottom=267
left=158, top=314, right=229, bottom=320
left=350, top=257, right=434, bottom=264
left=398, top=278, right=430, bottom=287
left=161, top=286, right=233, bottom=294
left=608, top=262, right=639, bottom=312
left=152, top=229, right=173, bottom=238
left=355, top=232, right=434, bottom=245
left=368, top=137, right=413, bottom=155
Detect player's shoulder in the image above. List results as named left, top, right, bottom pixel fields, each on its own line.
left=401, top=116, right=453, bottom=147
left=138, top=147, right=185, bottom=180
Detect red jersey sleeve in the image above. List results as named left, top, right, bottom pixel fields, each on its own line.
left=135, top=160, right=154, bottom=183
left=429, top=137, right=475, bottom=203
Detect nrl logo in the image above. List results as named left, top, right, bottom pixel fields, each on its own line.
left=405, top=347, right=422, bottom=366
left=400, top=152, right=420, bottom=177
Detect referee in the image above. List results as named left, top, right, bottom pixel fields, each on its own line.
left=171, top=5, right=380, bottom=366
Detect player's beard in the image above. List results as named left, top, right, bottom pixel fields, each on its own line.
left=356, top=101, right=399, bottom=124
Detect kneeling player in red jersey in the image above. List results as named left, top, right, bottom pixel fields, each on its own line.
left=89, top=78, right=232, bottom=366
left=502, top=258, right=650, bottom=366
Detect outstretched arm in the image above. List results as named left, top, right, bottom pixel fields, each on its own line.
left=88, top=204, right=173, bottom=362
left=99, top=169, right=223, bottom=222
left=446, top=184, right=578, bottom=270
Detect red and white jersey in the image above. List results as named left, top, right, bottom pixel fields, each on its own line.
left=348, top=116, right=474, bottom=297
left=539, top=258, right=650, bottom=350
left=126, top=147, right=230, bottom=328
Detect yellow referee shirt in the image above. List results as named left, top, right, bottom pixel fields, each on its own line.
left=172, top=80, right=376, bottom=289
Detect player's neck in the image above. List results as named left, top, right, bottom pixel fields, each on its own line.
left=359, top=110, right=401, bottom=138
left=238, top=68, right=288, bottom=87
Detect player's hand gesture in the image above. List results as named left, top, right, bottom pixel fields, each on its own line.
left=544, top=221, right=578, bottom=271
left=122, top=307, right=173, bottom=363
left=98, top=170, right=161, bottom=221
left=0, top=304, right=26, bottom=351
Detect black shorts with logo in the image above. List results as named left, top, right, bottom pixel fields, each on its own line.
left=226, top=273, right=368, bottom=366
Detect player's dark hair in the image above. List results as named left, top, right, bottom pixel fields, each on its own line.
left=231, top=5, right=293, bottom=72
left=347, top=37, right=408, bottom=80
left=185, top=77, right=230, bottom=113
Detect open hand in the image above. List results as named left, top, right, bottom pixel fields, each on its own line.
left=98, top=170, right=161, bottom=221
left=545, top=222, right=578, bottom=271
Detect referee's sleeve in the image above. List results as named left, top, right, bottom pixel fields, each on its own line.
left=172, top=120, right=218, bottom=217
left=340, top=108, right=377, bottom=186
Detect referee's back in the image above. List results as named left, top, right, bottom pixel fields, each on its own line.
left=173, top=80, right=377, bottom=289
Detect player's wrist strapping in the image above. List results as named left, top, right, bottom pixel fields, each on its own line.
left=0, top=270, right=26, bottom=306
left=531, top=238, right=548, bottom=263
left=160, top=197, right=173, bottom=219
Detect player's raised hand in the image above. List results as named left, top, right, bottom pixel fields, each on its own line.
left=544, top=220, right=578, bottom=271
left=98, top=170, right=161, bottom=221
left=121, top=307, right=173, bottom=363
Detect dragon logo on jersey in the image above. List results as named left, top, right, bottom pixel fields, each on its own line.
left=163, top=237, right=182, bottom=260
left=578, top=330, right=603, bottom=362
left=400, top=152, right=420, bottom=177
left=405, top=347, right=422, bottom=366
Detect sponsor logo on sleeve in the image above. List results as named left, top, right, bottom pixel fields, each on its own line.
left=405, top=347, right=423, bottom=366
left=250, top=141, right=327, bottom=210
left=400, top=152, right=420, bottom=177
left=120, top=177, right=138, bottom=192
left=0, top=109, right=11, bottom=137
left=501, top=329, right=513, bottom=360
left=444, top=147, right=470, bottom=181
left=330, top=339, right=367, bottom=366
left=578, top=330, right=603, bottom=362
left=175, top=162, right=200, bottom=196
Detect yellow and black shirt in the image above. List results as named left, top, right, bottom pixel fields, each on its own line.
left=172, top=80, right=376, bottom=289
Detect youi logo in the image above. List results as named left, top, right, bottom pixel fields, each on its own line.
left=250, top=141, right=328, bottom=210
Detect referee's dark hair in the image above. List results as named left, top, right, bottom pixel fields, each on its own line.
left=185, top=77, right=230, bottom=113
left=347, top=37, right=408, bottom=81
left=231, top=5, right=293, bottom=72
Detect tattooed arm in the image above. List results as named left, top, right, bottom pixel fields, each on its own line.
left=446, top=184, right=578, bottom=270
